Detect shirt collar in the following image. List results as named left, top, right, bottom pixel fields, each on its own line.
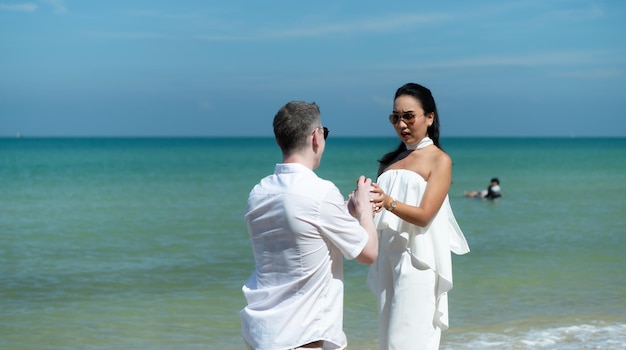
left=274, top=162, right=313, bottom=174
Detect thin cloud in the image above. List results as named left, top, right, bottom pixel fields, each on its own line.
left=192, top=3, right=603, bottom=43
left=541, top=4, right=604, bottom=22
left=371, top=95, right=391, bottom=108
left=86, top=31, right=176, bottom=40
left=397, top=51, right=623, bottom=70
left=198, top=101, right=213, bottom=111
left=197, top=12, right=453, bottom=42
left=549, top=69, right=624, bottom=79
left=41, top=0, right=66, bottom=13
left=131, top=10, right=200, bottom=20
left=0, top=3, right=38, bottom=11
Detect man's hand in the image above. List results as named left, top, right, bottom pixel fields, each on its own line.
left=351, top=175, right=379, bottom=264
left=349, top=175, right=374, bottom=219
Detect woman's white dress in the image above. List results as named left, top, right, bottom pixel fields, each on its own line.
left=368, top=169, right=470, bottom=350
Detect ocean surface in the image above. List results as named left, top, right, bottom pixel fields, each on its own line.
left=1, top=137, right=625, bottom=350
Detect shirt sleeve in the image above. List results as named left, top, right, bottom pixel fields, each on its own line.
left=317, top=185, right=369, bottom=260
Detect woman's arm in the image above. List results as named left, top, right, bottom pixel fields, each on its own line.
left=378, top=152, right=452, bottom=227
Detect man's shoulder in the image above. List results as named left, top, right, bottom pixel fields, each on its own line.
left=250, top=171, right=338, bottom=196
left=297, top=175, right=340, bottom=198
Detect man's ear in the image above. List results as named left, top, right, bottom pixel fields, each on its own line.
left=311, top=129, right=320, bottom=149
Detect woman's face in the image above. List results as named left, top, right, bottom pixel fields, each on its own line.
left=391, top=95, right=433, bottom=145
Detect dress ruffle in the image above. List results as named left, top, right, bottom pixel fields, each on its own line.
left=369, top=169, right=470, bottom=329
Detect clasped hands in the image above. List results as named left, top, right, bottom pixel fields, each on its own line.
left=347, top=176, right=386, bottom=217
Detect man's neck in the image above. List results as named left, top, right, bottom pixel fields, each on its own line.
left=282, top=153, right=316, bottom=170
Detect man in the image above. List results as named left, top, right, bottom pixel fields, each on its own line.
left=240, top=101, right=378, bottom=350
left=464, top=177, right=502, bottom=199
left=485, top=177, right=502, bottom=199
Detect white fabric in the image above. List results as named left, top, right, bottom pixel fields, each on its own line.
left=368, top=169, right=470, bottom=349
left=245, top=340, right=327, bottom=350
left=241, top=163, right=368, bottom=350
left=405, top=136, right=433, bottom=150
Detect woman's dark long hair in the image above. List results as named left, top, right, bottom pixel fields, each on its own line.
left=378, top=83, right=442, bottom=175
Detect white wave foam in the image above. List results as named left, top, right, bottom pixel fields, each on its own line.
left=443, top=322, right=626, bottom=350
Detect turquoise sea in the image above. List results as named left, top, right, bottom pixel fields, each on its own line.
left=1, top=137, right=625, bottom=350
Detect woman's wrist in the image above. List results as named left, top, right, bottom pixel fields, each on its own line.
left=384, top=195, right=397, bottom=212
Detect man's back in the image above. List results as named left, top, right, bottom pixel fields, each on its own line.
left=241, top=163, right=367, bottom=350
left=246, top=163, right=336, bottom=284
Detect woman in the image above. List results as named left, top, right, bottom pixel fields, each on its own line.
left=368, top=83, right=470, bottom=350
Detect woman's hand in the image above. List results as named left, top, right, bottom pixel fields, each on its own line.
left=369, top=183, right=385, bottom=214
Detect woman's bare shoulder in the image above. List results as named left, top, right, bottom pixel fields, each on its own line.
left=420, top=147, right=452, bottom=177
left=412, top=146, right=451, bottom=165
left=433, top=147, right=452, bottom=166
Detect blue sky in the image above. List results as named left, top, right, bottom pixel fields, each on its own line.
left=1, top=1, right=625, bottom=137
